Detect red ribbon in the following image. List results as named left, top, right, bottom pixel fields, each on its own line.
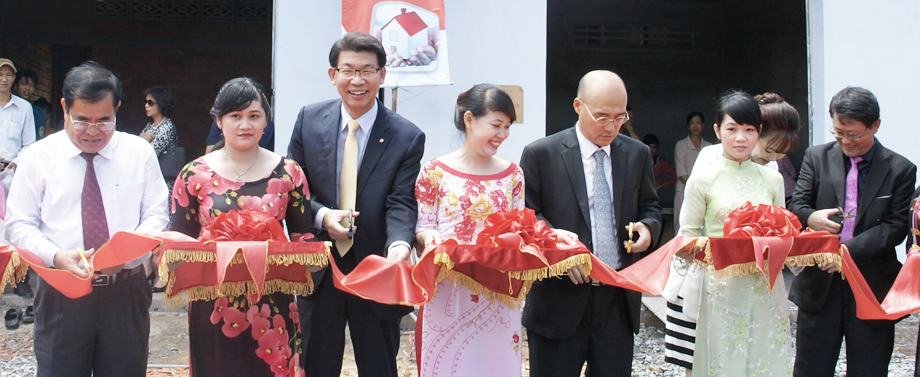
left=14, top=232, right=163, bottom=298
left=160, top=210, right=327, bottom=304
left=330, top=209, right=590, bottom=305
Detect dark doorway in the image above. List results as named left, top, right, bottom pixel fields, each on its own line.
left=546, top=0, right=809, bottom=207
left=1, top=0, right=273, bottom=158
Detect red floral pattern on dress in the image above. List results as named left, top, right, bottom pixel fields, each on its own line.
left=248, top=304, right=272, bottom=340
left=413, top=159, right=526, bottom=376
left=415, top=159, right=525, bottom=247
left=171, top=157, right=312, bottom=376
left=220, top=305, right=251, bottom=338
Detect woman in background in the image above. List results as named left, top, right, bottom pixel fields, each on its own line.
left=674, top=111, right=711, bottom=233
left=643, top=133, right=677, bottom=192
left=141, top=86, right=178, bottom=158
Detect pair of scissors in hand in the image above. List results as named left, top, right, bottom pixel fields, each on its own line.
left=837, top=206, right=856, bottom=220
left=347, top=209, right=354, bottom=240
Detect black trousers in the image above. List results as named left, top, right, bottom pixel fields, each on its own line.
left=527, top=284, right=634, bottom=377
left=34, top=270, right=151, bottom=377
left=299, top=261, right=401, bottom=377
left=794, top=276, right=895, bottom=377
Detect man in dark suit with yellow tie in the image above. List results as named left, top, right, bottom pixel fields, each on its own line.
left=288, top=32, right=425, bottom=377
left=789, top=86, right=916, bottom=376
left=520, top=70, right=661, bottom=376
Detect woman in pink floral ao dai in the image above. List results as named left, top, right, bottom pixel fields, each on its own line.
left=414, top=84, right=524, bottom=376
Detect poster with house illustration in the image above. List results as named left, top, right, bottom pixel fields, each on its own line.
left=381, top=8, right=427, bottom=59
left=343, top=0, right=450, bottom=87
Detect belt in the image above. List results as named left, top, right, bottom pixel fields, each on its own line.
left=90, top=265, right=144, bottom=287
left=590, top=280, right=605, bottom=287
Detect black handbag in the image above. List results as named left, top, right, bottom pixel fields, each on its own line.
left=158, top=146, right=186, bottom=179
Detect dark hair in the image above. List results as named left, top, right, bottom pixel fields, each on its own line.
left=62, top=61, right=122, bottom=112
left=642, top=134, right=659, bottom=145
left=715, top=90, right=761, bottom=133
left=210, top=77, right=271, bottom=151
left=686, top=111, right=705, bottom=126
left=828, top=86, right=879, bottom=128
left=329, top=32, right=387, bottom=69
left=13, top=69, right=37, bottom=88
left=755, top=92, right=800, bottom=153
left=144, top=86, right=176, bottom=118
left=453, top=84, right=516, bottom=133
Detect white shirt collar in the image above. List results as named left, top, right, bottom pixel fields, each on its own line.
left=575, top=122, right=611, bottom=160
left=62, top=129, right=121, bottom=160
left=339, top=101, right=378, bottom=134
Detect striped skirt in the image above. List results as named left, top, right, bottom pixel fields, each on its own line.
left=664, top=295, right=696, bottom=369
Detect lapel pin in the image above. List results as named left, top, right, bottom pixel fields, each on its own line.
left=379, top=138, right=384, bottom=143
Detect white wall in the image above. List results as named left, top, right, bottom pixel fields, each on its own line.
left=810, top=0, right=920, bottom=259
left=273, top=0, right=548, bottom=166
left=810, top=0, right=920, bottom=174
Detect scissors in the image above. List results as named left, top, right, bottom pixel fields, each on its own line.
left=347, top=209, right=354, bottom=240
left=837, top=206, right=856, bottom=220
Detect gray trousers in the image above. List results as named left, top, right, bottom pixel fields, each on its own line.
left=34, top=271, right=151, bottom=377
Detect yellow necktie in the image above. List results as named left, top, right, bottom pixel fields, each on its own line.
left=337, top=119, right=359, bottom=256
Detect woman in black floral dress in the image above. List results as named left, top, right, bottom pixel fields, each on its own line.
left=170, top=78, right=313, bottom=377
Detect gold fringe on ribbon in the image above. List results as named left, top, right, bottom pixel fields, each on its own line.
left=157, top=245, right=330, bottom=282
left=270, top=252, right=329, bottom=268
left=428, top=251, right=593, bottom=308
left=157, top=249, right=221, bottom=281
left=162, top=275, right=315, bottom=310
left=435, top=269, right=523, bottom=309
left=711, top=262, right=759, bottom=279
left=1, top=253, right=28, bottom=292
left=432, top=252, right=455, bottom=270
left=707, top=253, right=843, bottom=279
left=507, top=254, right=593, bottom=281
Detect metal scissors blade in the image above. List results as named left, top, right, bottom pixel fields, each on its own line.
left=347, top=209, right=354, bottom=239
left=838, top=206, right=856, bottom=219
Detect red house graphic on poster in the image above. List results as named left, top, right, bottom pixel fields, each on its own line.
left=381, top=8, right=428, bottom=58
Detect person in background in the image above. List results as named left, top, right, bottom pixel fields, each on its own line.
left=789, top=86, right=915, bottom=376
left=776, top=155, right=797, bottom=201
left=140, top=86, right=178, bottom=157
left=206, top=119, right=274, bottom=153
left=0, top=59, right=36, bottom=182
left=140, top=86, right=179, bottom=192
left=288, top=32, right=425, bottom=377
left=520, top=70, right=660, bottom=376
left=6, top=60, right=168, bottom=377
left=14, top=69, right=52, bottom=139
left=673, top=111, right=710, bottom=233
left=8, top=65, right=43, bottom=298
left=619, top=105, right=639, bottom=140
left=642, top=134, right=676, bottom=192
left=414, top=84, right=523, bottom=376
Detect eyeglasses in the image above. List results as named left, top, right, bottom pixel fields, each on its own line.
left=69, top=114, right=116, bottom=131
left=145, top=99, right=157, bottom=107
left=334, top=67, right=380, bottom=79
left=578, top=99, right=629, bottom=127
left=829, top=127, right=870, bottom=141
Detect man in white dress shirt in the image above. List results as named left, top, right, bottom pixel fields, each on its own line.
left=0, top=58, right=36, bottom=173
left=0, top=58, right=38, bottom=298
left=5, top=61, right=168, bottom=377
